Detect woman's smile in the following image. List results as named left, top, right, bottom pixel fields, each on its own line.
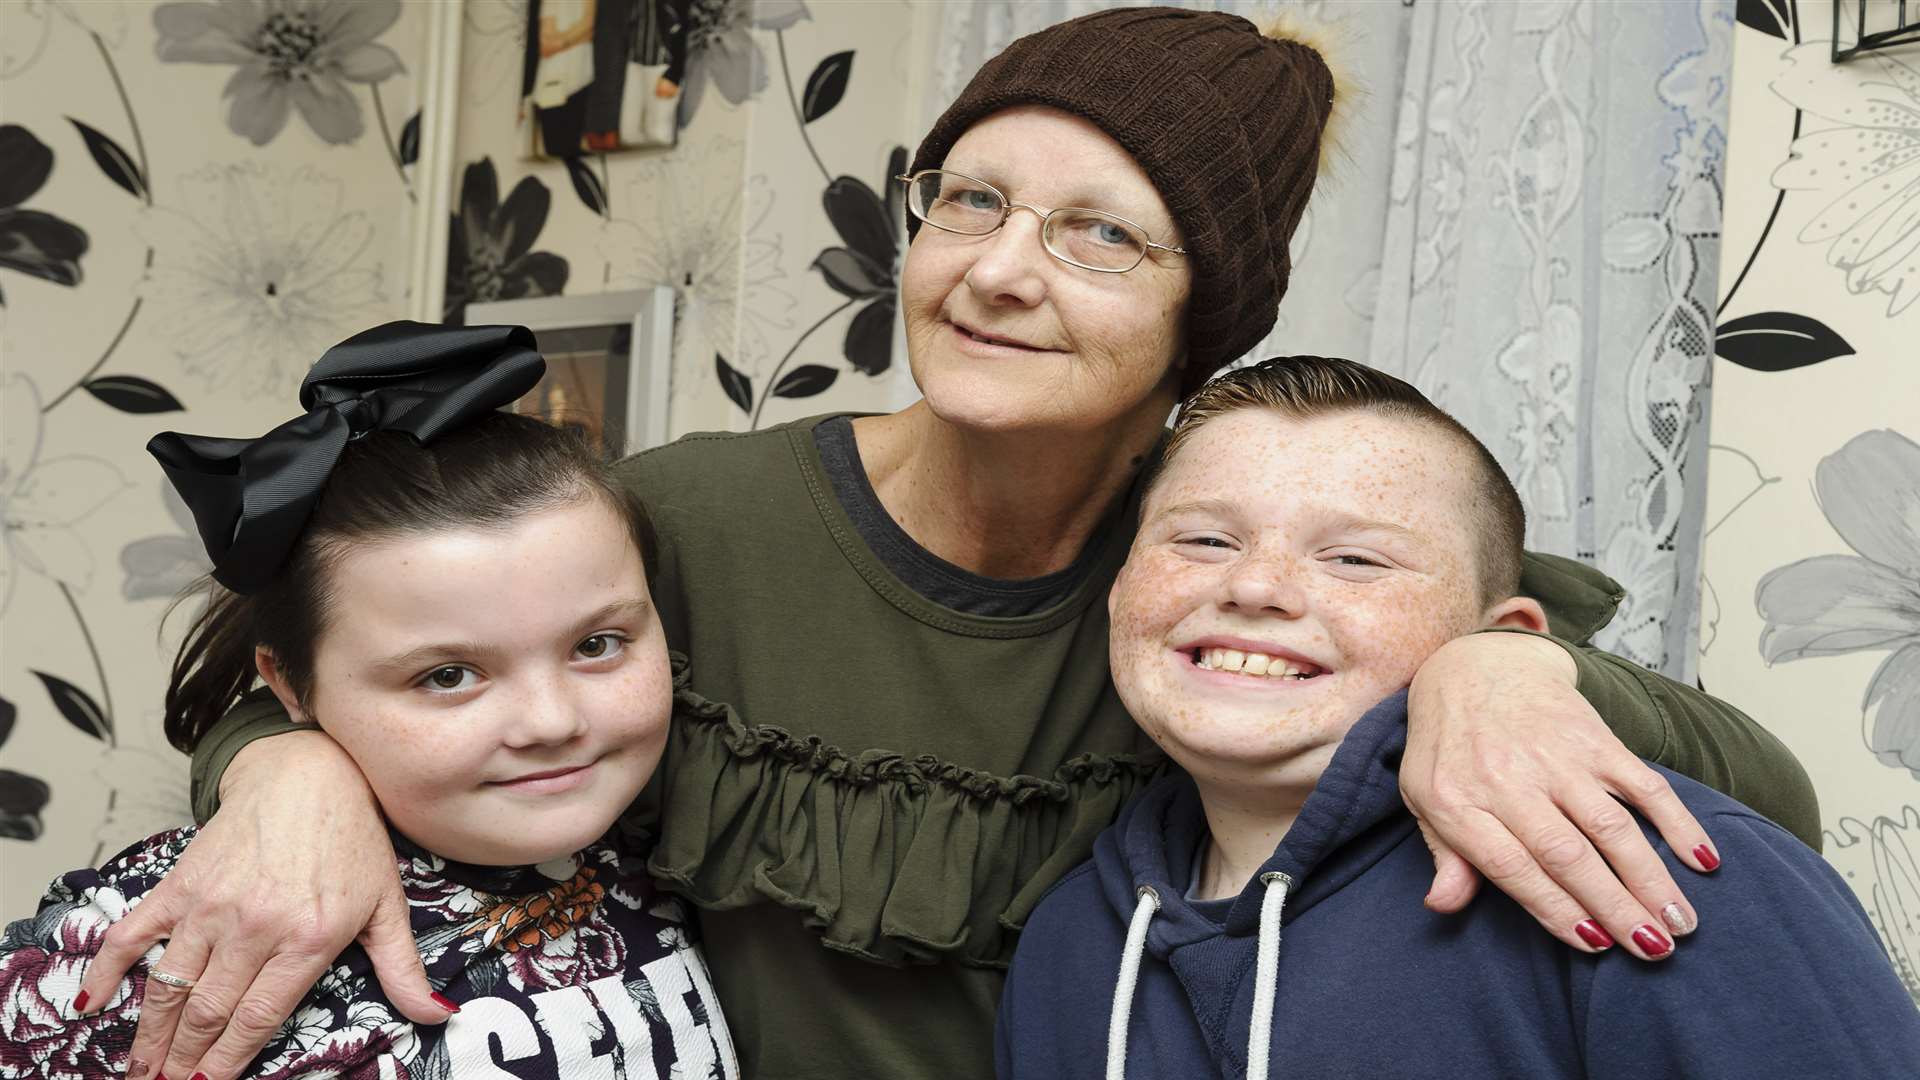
left=946, top=318, right=1054, bottom=355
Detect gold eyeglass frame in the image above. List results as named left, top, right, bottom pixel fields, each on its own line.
left=895, top=169, right=1187, bottom=274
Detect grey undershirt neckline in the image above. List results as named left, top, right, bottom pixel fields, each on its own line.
left=811, top=415, right=1106, bottom=617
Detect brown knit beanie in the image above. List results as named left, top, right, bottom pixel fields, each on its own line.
left=909, top=7, right=1336, bottom=396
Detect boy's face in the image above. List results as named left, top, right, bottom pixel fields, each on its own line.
left=1109, top=407, right=1495, bottom=789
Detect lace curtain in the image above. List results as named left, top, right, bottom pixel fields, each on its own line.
left=924, top=0, right=1733, bottom=681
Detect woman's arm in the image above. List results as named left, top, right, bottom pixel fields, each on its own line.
left=1557, top=634, right=1818, bottom=843
left=82, top=729, right=445, bottom=1080
left=1400, top=630, right=1815, bottom=964
left=188, top=691, right=306, bottom=822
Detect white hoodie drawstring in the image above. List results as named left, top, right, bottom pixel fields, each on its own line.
left=1105, top=886, right=1160, bottom=1080
left=1103, top=872, right=1294, bottom=1080
left=1245, top=872, right=1292, bottom=1080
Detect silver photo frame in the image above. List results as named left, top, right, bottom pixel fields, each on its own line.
left=465, top=286, right=674, bottom=454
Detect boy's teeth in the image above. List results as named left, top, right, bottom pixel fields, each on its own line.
left=1197, top=647, right=1321, bottom=680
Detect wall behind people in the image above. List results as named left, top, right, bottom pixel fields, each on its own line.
left=1701, top=0, right=1920, bottom=1006
left=0, top=0, right=932, bottom=915
left=451, top=0, right=922, bottom=439
left=0, top=1, right=433, bottom=914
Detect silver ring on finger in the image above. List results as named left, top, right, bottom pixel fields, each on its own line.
left=149, top=970, right=197, bottom=991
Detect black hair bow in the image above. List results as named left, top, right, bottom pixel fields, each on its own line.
left=148, top=321, right=546, bottom=595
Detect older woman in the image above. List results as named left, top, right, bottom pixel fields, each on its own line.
left=79, top=9, right=1814, bottom=1080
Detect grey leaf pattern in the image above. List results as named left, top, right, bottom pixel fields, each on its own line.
left=1757, top=429, right=1920, bottom=773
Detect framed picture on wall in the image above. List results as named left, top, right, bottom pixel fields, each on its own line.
left=465, top=287, right=675, bottom=454
left=520, top=0, right=688, bottom=157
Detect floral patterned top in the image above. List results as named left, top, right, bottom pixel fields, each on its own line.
left=0, top=828, right=736, bottom=1079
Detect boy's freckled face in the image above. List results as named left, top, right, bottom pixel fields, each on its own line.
left=1108, top=408, right=1489, bottom=789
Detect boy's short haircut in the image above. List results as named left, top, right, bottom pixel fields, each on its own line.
left=1158, top=356, right=1527, bottom=606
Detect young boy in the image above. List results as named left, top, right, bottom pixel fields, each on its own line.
left=995, top=356, right=1920, bottom=1079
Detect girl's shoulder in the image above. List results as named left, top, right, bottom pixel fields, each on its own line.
left=0, top=826, right=198, bottom=1079
left=7, top=824, right=199, bottom=949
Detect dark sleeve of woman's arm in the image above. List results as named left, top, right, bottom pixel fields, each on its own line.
left=1485, top=627, right=1821, bottom=850
left=187, top=692, right=308, bottom=824
left=1513, top=550, right=1820, bottom=848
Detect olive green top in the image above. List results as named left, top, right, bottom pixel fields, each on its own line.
left=191, top=414, right=1819, bottom=1080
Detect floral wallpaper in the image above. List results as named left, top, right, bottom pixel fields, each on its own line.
left=451, top=0, right=917, bottom=439
left=0, top=0, right=428, bottom=915
left=12, top=1, right=1911, bottom=997
left=1701, top=0, right=1920, bottom=1004
left=0, top=0, right=929, bottom=914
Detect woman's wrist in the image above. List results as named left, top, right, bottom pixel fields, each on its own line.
left=1415, top=630, right=1578, bottom=695
left=219, top=727, right=363, bottom=803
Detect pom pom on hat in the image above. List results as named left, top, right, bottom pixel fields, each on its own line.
left=1258, top=10, right=1360, bottom=183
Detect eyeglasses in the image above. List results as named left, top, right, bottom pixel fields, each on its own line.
left=895, top=169, right=1186, bottom=274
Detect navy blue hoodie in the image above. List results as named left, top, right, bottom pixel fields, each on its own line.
left=997, top=691, right=1920, bottom=1079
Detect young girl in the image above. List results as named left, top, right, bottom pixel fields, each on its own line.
left=0, top=322, right=737, bottom=1079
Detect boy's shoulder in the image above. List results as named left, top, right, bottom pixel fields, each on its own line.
left=1011, top=860, right=1119, bottom=983
left=1649, top=761, right=1810, bottom=855
left=1026, top=859, right=1103, bottom=929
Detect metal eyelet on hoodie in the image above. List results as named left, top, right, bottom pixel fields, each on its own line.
left=1104, top=875, right=1297, bottom=1080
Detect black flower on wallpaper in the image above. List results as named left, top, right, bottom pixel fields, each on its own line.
left=812, top=146, right=906, bottom=377
left=444, top=158, right=569, bottom=325
left=0, top=695, right=50, bottom=842
left=0, top=125, right=88, bottom=308
left=153, top=0, right=405, bottom=146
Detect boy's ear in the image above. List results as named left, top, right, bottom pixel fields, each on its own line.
left=254, top=647, right=311, bottom=724
left=1483, top=596, right=1549, bottom=635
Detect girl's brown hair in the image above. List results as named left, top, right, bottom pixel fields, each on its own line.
left=162, top=413, right=656, bottom=754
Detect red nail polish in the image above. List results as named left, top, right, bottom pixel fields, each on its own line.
left=430, top=991, right=461, bottom=1013
left=1631, top=924, right=1673, bottom=958
left=1693, top=843, right=1721, bottom=871
left=192, top=1073, right=210, bottom=1080
left=1574, top=919, right=1614, bottom=950
left=70, top=990, right=89, bottom=1012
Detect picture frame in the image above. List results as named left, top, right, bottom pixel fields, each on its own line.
left=520, top=0, right=687, bottom=158
left=465, top=287, right=675, bottom=454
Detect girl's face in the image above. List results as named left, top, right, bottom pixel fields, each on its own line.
left=263, top=496, right=669, bottom=866
left=899, top=105, right=1193, bottom=436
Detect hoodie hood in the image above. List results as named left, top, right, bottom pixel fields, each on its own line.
left=1091, top=690, right=1421, bottom=1078
left=1094, top=689, right=1419, bottom=949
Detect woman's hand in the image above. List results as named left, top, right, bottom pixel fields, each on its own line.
left=1402, top=633, right=1721, bottom=962
left=75, top=731, right=448, bottom=1080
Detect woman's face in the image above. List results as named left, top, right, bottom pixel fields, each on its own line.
left=265, top=496, right=670, bottom=866
left=899, top=105, right=1193, bottom=435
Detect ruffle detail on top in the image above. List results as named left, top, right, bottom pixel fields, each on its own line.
left=647, top=656, right=1167, bottom=969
